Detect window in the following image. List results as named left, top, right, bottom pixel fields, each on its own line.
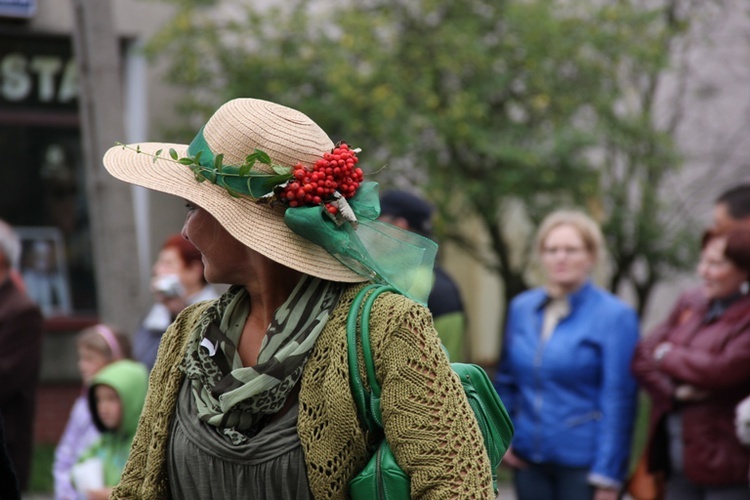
left=0, top=31, right=96, bottom=315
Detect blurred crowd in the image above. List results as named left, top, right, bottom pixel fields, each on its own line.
left=494, top=183, right=750, bottom=500
left=0, top=170, right=749, bottom=499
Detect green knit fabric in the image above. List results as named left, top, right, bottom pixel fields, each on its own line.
left=111, top=284, right=493, bottom=499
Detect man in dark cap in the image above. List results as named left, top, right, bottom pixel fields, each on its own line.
left=379, top=190, right=467, bottom=362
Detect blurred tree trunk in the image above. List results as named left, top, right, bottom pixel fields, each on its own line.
left=71, top=0, right=146, bottom=332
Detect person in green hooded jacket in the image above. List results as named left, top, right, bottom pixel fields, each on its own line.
left=73, top=359, right=148, bottom=499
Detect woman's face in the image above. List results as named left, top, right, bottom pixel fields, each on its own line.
left=152, top=247, right=184, bottom=278
left=152, top=245, right=204, bottom=292
left=93, top=384, right=122, bottom=431
left=181, top=204, right=251, bottom=285
left=698, top=237, right=748, bottom=300
left=540, top=224, right=593, bottom=293
left=78, top=346, right=110, bottom=386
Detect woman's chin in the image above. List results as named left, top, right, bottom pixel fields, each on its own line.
left=702, top=283, right=739, bottom=301
left=548, top=278, right=584, bottom=294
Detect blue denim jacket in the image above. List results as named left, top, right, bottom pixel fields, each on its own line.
left=494, top=281, right=639, bottom=486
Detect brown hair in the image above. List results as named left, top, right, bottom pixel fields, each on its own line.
left=76, top=324, right=131, bottom=361
left=702, top=227, right=750, bottom=274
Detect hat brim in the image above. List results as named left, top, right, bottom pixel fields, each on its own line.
left=103, top=142, right=366, bottom=283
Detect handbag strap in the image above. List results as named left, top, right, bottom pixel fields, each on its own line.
left=346, top=284, right=398, bottom=433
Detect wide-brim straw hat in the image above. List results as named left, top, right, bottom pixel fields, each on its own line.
left=103, top=98, right=366, bottom=283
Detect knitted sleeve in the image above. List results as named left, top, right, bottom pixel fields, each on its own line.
left=298, top=286, right=494, bottom=499
left=372, top=293, right=494, bottom=498
left=111, top=302, right=210, bottom=499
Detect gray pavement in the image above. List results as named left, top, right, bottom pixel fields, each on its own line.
left=497, top=483, right=516, bottom=499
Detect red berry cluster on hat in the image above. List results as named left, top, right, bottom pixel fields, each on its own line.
left=281, top=143, right=364, bottom=215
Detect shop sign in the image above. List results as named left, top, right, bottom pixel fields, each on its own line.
left=0, top=34, right=77, bottom=110
left=0, top=0, right=36, bottom=19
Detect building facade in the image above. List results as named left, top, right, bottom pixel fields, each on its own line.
left=0, top=0, right=181, bottom=449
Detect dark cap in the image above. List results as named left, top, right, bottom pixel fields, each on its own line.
left=379, top=190, right=433, bottom=235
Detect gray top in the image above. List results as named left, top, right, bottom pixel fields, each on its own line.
left=168, top=380, right=312, bottom=499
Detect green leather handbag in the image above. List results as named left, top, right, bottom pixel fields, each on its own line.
left=346, top=284, right=514, bottom=498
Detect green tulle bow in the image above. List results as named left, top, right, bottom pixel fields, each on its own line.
left=285, top=182, right=437, bottom=305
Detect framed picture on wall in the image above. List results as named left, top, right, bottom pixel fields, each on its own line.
left=15, top=226, right=72, bottom=317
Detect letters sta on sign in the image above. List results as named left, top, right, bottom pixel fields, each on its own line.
left=1, top=51, right=77, bottom=104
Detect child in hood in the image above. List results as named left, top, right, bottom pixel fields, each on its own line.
left=54, top=324, right=129, bottom=499
left=72, top=359, right=148, bottom=499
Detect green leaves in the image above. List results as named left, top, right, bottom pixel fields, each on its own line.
left=238, top=149, right=269, bottom=176
left=250, top=149, right=271, bottom=165
left=247, top=173, right=292, bottom=198
left=120, top=142, right=294, bottom=200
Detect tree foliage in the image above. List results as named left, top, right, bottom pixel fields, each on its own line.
left=147, top=0, right=715, bottom=316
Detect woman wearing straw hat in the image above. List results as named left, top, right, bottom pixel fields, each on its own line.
left=103, top=98, right=493, bottom=498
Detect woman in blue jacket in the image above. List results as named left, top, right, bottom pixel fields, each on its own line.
left=494, top=210, right=639, bottom=500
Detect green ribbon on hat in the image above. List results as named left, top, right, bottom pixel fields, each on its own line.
left=185, top=128, right=436, bottom=304
left=186, top=127, right=294, bottom=199
left=187, top=127, right=215, bottom=166
left=284, top=182, right=437, bottom=305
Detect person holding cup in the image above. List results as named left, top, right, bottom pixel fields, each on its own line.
left=132, top=234, right=218, bottom=371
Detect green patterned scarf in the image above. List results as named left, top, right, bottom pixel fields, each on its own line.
left=180, top=276, right=342, bottom=444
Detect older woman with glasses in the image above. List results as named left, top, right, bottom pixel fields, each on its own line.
left=494, top=209, right=640, bottom=500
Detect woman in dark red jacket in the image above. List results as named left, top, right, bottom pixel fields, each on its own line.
left=632, top=227, right=750, bottom=499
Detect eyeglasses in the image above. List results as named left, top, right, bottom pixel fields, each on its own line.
left=542, top=246, right=587, bottom=256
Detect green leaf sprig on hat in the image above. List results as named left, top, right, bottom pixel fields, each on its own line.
left=116, top=140, right=364, bottom=224
left=117, top=142, right=294, bottom=200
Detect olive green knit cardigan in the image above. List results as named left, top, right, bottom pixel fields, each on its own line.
left=112, top=284, right=493, bottom=499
